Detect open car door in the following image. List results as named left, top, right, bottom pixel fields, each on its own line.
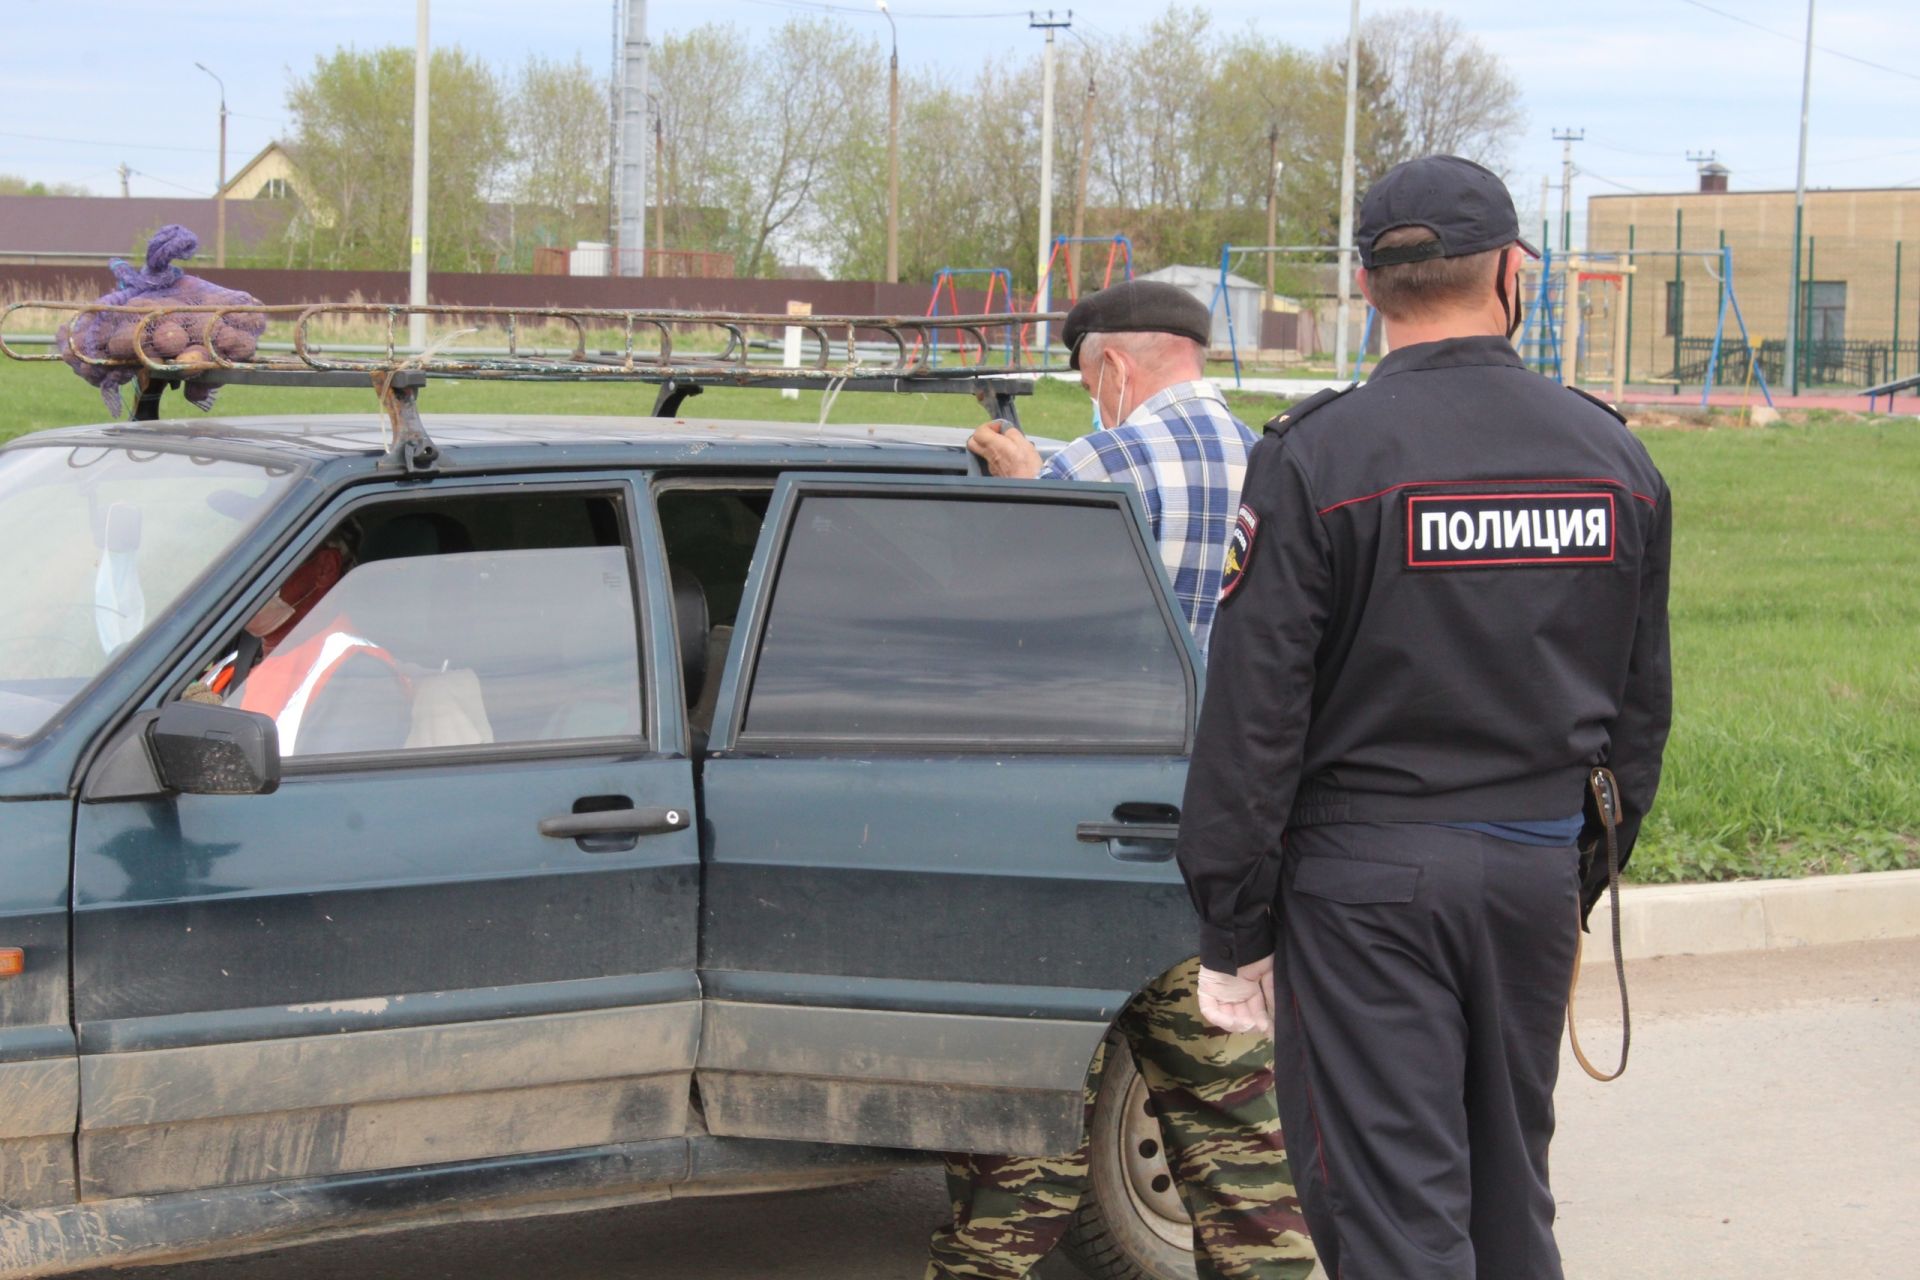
left=695, top=473, right=1200, bottom=1157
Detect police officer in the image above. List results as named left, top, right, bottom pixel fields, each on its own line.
left=1176, top=155, right=1672, bottom=1279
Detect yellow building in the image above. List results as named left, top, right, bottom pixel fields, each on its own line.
left=1587, top=172, right=1920, bottom=384
left=220, top=142, right=300, bottom=203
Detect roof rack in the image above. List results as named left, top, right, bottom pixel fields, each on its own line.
left=1, top=301, right=1068, bottom=473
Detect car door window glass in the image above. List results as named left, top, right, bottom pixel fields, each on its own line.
left=187, top=492, right=643, bottom=758
left=742, top=495, right=1188, bottom=748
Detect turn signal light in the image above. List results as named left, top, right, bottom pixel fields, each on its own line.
left=0, top=948, right=22, bottom=978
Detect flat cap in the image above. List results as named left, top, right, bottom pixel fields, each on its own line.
left=1357, top=155, right=1539, bottom=270
left=1062, top=281, right=1211, bottom=370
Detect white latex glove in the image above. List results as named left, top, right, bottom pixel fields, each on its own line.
left=1196, top=954, right=1275, bottom=1035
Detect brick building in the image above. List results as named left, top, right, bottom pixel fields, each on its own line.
left=1587, top=171, right=1919, bottom=383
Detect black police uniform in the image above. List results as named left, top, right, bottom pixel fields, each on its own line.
left=1176, top=334, right=1672, bottom=1279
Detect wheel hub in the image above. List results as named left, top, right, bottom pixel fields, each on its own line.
left=1117, top=1068, right=1193, bottom=1249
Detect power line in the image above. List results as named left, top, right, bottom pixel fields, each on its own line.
left=1581, top=169, right=1648, bottom=194
left=126, top=169, right=212, bottom=196
left=1675, top=0, right=1920, bottom=84
left=1586, top=137, right=1679, bottom=160
left=0, top=128, right=216, bottom=154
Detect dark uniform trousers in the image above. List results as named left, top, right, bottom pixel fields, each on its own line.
left=1272, top=823, right=1579, bottom=1280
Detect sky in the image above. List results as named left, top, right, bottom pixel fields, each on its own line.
left=4, top=0, right=1917, bottom=252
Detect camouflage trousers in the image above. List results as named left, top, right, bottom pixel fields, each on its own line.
left=924, top=958, right=1317, bottom=1280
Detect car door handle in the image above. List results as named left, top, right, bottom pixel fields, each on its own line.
left=1076, top=804, right=1180, bottom=863
left=539, top=806, right=689, bottom=840
left=1076, top=822, right=1180, bottom=843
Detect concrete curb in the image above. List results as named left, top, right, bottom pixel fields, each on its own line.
left=1582, top=868, right=1920, bottom=964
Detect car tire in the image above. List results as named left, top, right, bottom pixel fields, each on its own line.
left=1061, top=1033, right=1198, bottom=1280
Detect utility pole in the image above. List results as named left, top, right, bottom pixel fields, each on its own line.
left=1070, top=70, right=1095, bottom=294
left=1333, top=0, right=1359, bottom=379
left=1787, top=0, right=1816, bottom=395
left=1539, top=173, right=1551, bottom=252
left=617, top=0, right=651, bottom=278
left=1552, top=127, right=1584, bottom=258
left=879, top=2, right=900, bottom=284
left=194, top=62, right=228, bottom=267
left=408, top=1, right=429, bottom=351
left=118, top=162, right=131, bottom=199
left=1266, top=124, right=1280, bottom=307
left=1032, top=10, right=1070, bottom=354
left=652, top=96, right=666, bottom=254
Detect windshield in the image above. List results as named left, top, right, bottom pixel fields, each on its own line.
left=0, top=444, right=297, bottom=741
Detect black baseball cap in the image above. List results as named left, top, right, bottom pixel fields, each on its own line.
left=1061, top=281, right=1212, bottom=370
left=1357, top=155, right=1540, bottom=269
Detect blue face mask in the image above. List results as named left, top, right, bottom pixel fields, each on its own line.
left=1090, top=355, right=1119, bottom=431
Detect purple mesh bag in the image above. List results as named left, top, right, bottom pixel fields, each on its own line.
left=55, top=225, right=268, bottom=418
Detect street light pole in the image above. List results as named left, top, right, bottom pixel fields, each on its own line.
left=193, top=62, right=228, bottom=267
left=1334, top=0, right=1360, bottom=379
left=1787, top=0, right=1816, bottom=395
left=649, top=94, right=665, bottom=255
left=408, top=0, right=430, bottom=351
left=1266, top=124, right=1280, bottom=307
left=879, top=2, right=900, bottom=284
left=1032, top=10, right=1070, bottom=354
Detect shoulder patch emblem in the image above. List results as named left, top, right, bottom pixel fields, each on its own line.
left=1220, top=504, right=1259, bottom=602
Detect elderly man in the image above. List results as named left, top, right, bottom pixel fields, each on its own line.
left=925, top=282, right=1315, bottom=1280
left=970, top=282, right=1248, bottom=653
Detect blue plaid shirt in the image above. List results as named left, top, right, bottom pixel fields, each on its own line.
left=1041, top=380, right=1255, bottom=655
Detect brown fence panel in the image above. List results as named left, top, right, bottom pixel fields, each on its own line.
left=2, top=265, right=991, bottom=318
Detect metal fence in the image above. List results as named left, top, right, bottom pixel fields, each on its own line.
left=1671, top=337, right=1920, bottom=390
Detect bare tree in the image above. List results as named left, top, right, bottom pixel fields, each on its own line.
left=1362, top=9, right=1525, bottom=169
left=655, top=19, right=877, bottom=277
left=732, top=19, right=879, bottom=276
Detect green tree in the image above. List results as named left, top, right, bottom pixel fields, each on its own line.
left=277, top=45, right=511, bottom=271
left=652, top=26, right=755, bottom=263
left=0, top=174, right=90, bottom=196
left=510, top=56, right=611, bottom=264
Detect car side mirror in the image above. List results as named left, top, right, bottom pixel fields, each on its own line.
left=147, top=702, right=282, bottom=796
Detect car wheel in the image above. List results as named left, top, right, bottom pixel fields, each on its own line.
left=1062, top=1033, right=1197, bottom=1280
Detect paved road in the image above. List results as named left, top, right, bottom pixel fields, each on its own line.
left=75, top=939, right=1918, bottom=1280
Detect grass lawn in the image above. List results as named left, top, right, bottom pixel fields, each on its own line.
left=3, top=358, right=1916, bottom=882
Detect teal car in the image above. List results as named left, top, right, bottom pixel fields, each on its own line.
left=0, top=386, right=1210, bottom=1278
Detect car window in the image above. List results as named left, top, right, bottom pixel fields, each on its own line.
left=741, top=493, right=1189, bottom=749
left=0, top=444, right=295, bottom=741
left=189, top=492, right=643, bottom=759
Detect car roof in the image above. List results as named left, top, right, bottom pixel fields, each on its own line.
left=13, top=413, right=1039, bottom=472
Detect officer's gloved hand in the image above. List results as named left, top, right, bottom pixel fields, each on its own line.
left=1196, top=955, right=1274, bottom=1035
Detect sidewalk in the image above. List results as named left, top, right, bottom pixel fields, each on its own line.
left=1581, top=868, right=1920, bottom=965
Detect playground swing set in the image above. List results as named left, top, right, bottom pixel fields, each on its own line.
left=919, top=235, right=1135, bottom=368
left=1208, top=239, right=1773, bottom=410
left=1024, top=234, right=1135, bottom=350
left=1519, top=243, right=1773, bottom=408
left=1209, top=243, right=1374, bottom=387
